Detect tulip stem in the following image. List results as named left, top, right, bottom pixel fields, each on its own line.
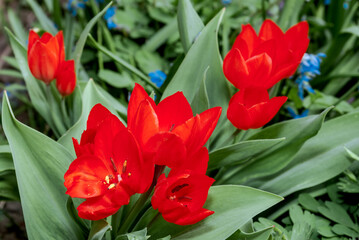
left=117, top=166, right=164, bottom=234
left=61, top=98, right=71, bottom=128
left=111, top=208, right=123, bottom=239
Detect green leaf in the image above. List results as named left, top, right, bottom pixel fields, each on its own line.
left=73, top=2, right=112, bottom=75
left=0, top=145, right=14, bottom=173
left=332, top=224, right=359, bottom=238
left=223, top=108, right=332, bottom=185
left=161, top=9, right=230, bottom=110
left=58, top=80, right=125, bottom=155
left=26, top=0, right=57, bottom=34
left=227, top=226, right=273, bottom=240
left=190, top=67, right=209, bottom=115
left=1, top=93, right=84, bottom=239
left=318, top=202, right=358, bottom=230
left=7, top=9, right=28, bottom=44
left=177, top=0, right=204, bottom=52
left=298, top=194, right=320, bottom=213
left=208, top=138, right=284, bottom=171
left=88, top=219, right=111, bottom=240
left=0, top=172, right=19, bottom=200
left=251, top=110, right=358, bottom=196
left=98, top=69, right=134, bottom=89
left=116, top=228, right=150, bottom=240
left=146, top=185, right=282, bottom=240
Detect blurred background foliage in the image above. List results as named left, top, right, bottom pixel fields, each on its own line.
left=0, top=0, right=359, bottom=239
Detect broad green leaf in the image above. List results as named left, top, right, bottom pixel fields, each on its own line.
left=223, top=108, right=331, bottom=184
left=146, top=185, right=282, bottom=240
left=208, top=138, right=285, bottom=171
left=161, top=9, right=231, bottom=111
left=58, top=80, right=125, bottom=155
left=177, top=0, right=204, bottom=52
left=251, top=110, right=358, bottom=196
left=26, top=0, right=57, bottom=34
left=190, top=67, right=209, bottom=115
left=88, top=219, right=111, bottom=240
left=1, top=93, right=84, bottom=239
left=98, top=69, right=134, bottom=89
left=116, top=228, right=150, bottom=240
left=66, top=197, right=90, bottom=235
left=73, top=2, right=112, bottom=75
left=0, top=69, right=23, bottom=78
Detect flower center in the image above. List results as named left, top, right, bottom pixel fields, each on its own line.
left=103, top=159, right=131, bottom=190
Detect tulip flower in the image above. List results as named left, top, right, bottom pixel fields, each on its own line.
left=127, top=84, right=221, bottom=169
left=65, top=104, right=154, bottom=220
left=227, top=88, right=287, bottom=130
left=28, top=30, right=76, bottom=96
left=27, top=30, right=65, bottom=84
left=151, top=171, right=215, bottom=225
left=223, top=20, right=309, bottom=90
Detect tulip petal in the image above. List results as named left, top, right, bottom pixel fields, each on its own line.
left=146, top=132, right=187, bottom=168
left=173, top=209, right=214, bottom=226
left=246, top=53, right=273, bottom=88
left=56, top=60, right=76, bottom=96
left=227, top=92, right=253, bottom=130
left=27, top=30, right=40, bottom=54
left=259, top=19, right=284, bottom=41
left=248, top=96, right=287, bottom=129
left=86, top=104, right=114, bottom=129
left=232, top=24, right=258, bottom=59
left=129, top=99, right=159, bottom=147
left=64, top=155, right=109, bottom=199
left=113, top=129, right=154, bottom=194
left=172, top=107, right=221, bottom=154
left=55, top=31, right=65, bottom=62
left=77, top=192, right=122, bottom=221
left=127, top=83, right=155, bottom=128
left=156, top=92, right=193, bottom=131
left=223, top=49, right=249, bottom=89
left=285, top=21, right=309, bottom=60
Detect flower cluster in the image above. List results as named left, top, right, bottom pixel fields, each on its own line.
left=64, top=84, right=221, bottom=225
left=296, top=53, right=326, bottom=100
left=223, top=20, right=309, bottom=130
left=27, top=30, right=76, bottom=96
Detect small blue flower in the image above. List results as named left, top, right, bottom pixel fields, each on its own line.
left=287, top=107, right=309, bottom=119
left=324, top=0, right=331, bottom=5
left=221, top=0, right=232, bottom=5
left=343, top=2, right=349, bottom=9
left=104, top=7, right=118, bottom=29
left=149, top=70, right=166, bottom=88
left=295, top=53, right=325, bottom=100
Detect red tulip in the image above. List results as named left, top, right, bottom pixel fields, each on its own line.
left=151, top=171, right=214, bottom=225
left=27, top=30, right=65, bottom=84
left=66, top=104, right=154, bottom=220
left=227, top=88, right=287, bottom=130
left=223, top=20, right=309, bottom=89
left=56, top=60, right=76, bottom=97
left=127, top=84, right=221, bottom=169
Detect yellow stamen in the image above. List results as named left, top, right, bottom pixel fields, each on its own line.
left=108, top=183, right=116, bottom=190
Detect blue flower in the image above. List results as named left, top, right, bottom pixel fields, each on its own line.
left=104, top=7, right=118, bottom=29
left=324, top=0, right=331, bottom=5
left=221, top=0, right=232, bottom=5
left=295, top=53, right=325, bottom=100
left=343, top=2, right=349, bottom=9
left=149, top=70, right=166, bottom=88
left=287, top=107, right=309, bottom=119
